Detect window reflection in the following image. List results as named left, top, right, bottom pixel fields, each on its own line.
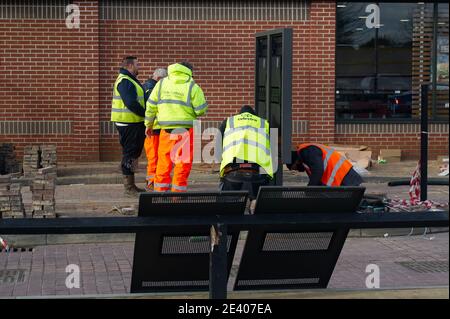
left=336, top=2, right=447, bottom=121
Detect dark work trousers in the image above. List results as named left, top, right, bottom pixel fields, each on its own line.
left=115, top=123, right=146, bottom=176
left=341, top=167, right=364, bottom=186
left=219, top=170, right=270, bottom=200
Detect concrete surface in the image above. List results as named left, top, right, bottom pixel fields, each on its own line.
left=0, top=232, right=447, bottom=297
left=7, top=287, right=449, bottom=299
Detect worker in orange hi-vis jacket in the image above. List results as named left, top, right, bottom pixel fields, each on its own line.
left=287, top=143, right=363, bottom=186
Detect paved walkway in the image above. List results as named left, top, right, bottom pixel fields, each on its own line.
left=0, top=233, right=447, bottom=297
left=56, top=160, right=448, bottom=180
left=16, top=183, right=449, bottom=218
left=7, top=159, right=447, bottom=218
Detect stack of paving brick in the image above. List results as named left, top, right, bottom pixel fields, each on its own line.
left=0, top=175, right=11, bottom=218
left=40, top=144, right=57, bottom=168
left=5, top=183, right=25, bottom=218
left=0, top=174, right=25, bottom=219
left=0, top=143, right=20, bottom=174
left=31, top=166, right=57, bottom=218
left=22, top=144, right=57, bottom=178
left=23, top=145, right=41, bottom=178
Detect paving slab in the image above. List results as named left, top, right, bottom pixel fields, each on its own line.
left=0, top=233, right=447, bottom=298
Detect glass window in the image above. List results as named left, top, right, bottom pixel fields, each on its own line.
left=336, top=2, right=376, bottom=76
left=377, top=3, right=414, bottom=75
left=435, top=3, right=449, bottom=120
left=336, top=2, right=447, bottom=122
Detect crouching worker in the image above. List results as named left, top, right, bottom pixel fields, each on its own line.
left=218, top=105, right=274, bottom=213
left=287, top=143, right=363, bottom=186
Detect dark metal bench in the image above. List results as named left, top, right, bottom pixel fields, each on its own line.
left=131, top=191, right=248, bottom=293
left=234, top=186, right=365, bottom=290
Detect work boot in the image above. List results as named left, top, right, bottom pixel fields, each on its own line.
left=123, top=175, right=145, bottom=198
left=145, top=181, right=154, bottom=192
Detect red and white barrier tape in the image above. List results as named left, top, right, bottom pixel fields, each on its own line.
left=0, top=236, right=9, bottom=252
left=409, top=161, right=421, bottom=203
left=381, top=160, right=449, bottom=212
left=388, top=198, right=448, bottom=212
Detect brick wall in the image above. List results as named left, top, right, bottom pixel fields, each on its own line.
left=336, top=134, right=449, bottom=160
left=0, top=0, right=100, bottom=162
left=336, top=123, right=449, bottom=160
left=1, top=1, right=447, bottom=162
left=303, top=1, right=336, bottom=144
left=99, top=0, right=336, bottom=160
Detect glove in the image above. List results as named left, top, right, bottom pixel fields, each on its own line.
left=145, top=127, right=153, bottom=137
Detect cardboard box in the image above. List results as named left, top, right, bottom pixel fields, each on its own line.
left=379, top=149, right=402, bottom=162
left=379, top=149, right=401, bottom=158
left=437, top=156, right=449, bottom=163
left=330, top=144, right=368, bottom=151
left=335, top=150, right=372, bottom=169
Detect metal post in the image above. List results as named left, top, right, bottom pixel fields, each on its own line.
left=431, top=2, right=438, bottom=121
left=209, top=223, right=227, bottom=299
left=420, top=84, right=428, bottom=201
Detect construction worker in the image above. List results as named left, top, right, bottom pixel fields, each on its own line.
left=218, top=105, right=273, bottom=212
left=287, top=143, right=363, bottom=186
left=142, top=68, right=167, bottom=190
left=142, top=68, right=167, bottom=96
left=111, top=56, right=146, bottom=197
left=145, top=61, right=208, bottom=192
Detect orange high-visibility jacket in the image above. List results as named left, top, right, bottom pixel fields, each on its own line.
left=297, top=143, right=353, bottom=186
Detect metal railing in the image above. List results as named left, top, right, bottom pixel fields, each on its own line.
left=0, top=211, right=448, bottom=299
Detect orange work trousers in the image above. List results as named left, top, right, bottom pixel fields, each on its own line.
left=154, top=128, right=194, bottom=192
left=144, top=134, right=160, bottom=186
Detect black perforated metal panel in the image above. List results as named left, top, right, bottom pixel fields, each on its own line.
left=131, top=192, right=248, bottom=293
left=138, top=192, right=248, bottom=216
left=161, top=236, right=232, bottom=254
left=262, top=232, right=333, bottom=251
left=254, top=186, right=365, bottom=214
left=141, top=280, right=209, bottom=288
left=234, top=228, right=349, bottom=291
left=235, top=186, right=357, bottom=291
left=237, top=278, right=320, bottom=287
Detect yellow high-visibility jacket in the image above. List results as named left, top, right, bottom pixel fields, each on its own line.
left=220, top=112, right=273, bottom=178
left=145, top=63, right=208, bottom=129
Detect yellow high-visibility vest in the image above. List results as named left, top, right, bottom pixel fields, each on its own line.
left=220, top=112, right=273, bottom=178
left=111, top=74, right=145, bottom=123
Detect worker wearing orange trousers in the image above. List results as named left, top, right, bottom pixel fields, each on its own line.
left=145, top=61, right=208, bottom=193
left=144, top=133, right=159, bottom=189
left=154, top=128, right=194, bottom=192
left=142, top=68, right=167, bottom=190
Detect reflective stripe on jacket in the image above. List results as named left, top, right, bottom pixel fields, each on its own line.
left=220, top=112, right=273, bottom=178
left=111, top=74, right=145, bottom=123
left=298, top=143, right=353, bottom=186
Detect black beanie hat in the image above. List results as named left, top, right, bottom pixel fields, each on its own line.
left=240, top=105, right=256, bottom=115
